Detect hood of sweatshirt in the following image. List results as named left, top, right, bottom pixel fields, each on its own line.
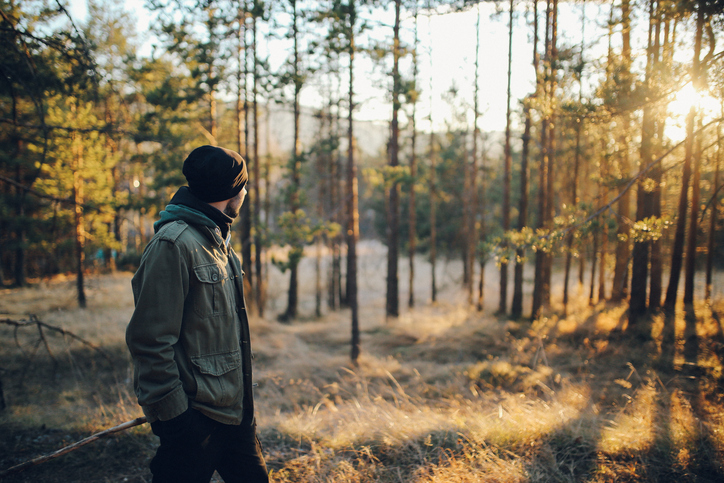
left=154, top=186, right=233, bottom=240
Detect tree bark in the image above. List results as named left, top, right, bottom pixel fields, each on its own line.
left=611, top=0, right=633, bottom=302
left=238, top=2, right=253, bottom=314
left=629, top=0, right=659, bottom=324
left=531, top=0, right=552, bottom=320
left=684, top=117, right=703, bottom=305
left=347, top=2, right=360, bottom=364
left=386, top=0, right=401, bottom=319
left=408, top=8, right=419, bottom=309
left=511, top=100, right=531, bottom=319
left=499, top=0, right=514, bottom=314
left=71, top=115, right=86, bottom=309
left=284, top=0, right=302, bottom=321
left=252, top=11, right=264, bottom=317
left=705, top=123, right=720, bottom=301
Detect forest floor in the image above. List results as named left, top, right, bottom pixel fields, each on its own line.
left=1, top=241, right=723, bottom=482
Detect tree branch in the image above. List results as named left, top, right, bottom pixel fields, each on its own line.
left=1, top=316, right=112, bottom=363
left=0, top=417, right=148, bottom=478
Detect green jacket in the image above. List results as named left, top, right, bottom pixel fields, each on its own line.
left=126, top=204, right=253, bottom=426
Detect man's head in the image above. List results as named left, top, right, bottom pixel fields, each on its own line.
left=182, top=145, right=248, bottom=206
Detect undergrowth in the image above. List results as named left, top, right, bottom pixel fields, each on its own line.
left=1, top=265, right=723, bottom=482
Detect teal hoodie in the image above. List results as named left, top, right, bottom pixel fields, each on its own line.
left=154, top=204, right=217, bottom=233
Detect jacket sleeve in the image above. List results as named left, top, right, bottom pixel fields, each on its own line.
left=126, top=237, right=190, bottom=422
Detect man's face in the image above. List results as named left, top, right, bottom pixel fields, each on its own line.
left=224, top=187, right=247, bottom=219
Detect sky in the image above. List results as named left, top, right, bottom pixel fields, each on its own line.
left=67, top=0, right=694, bottom=138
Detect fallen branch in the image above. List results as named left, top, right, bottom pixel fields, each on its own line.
left=0, top=417, right=147, bottom=478
left=0, top=316, right=112, bottom=362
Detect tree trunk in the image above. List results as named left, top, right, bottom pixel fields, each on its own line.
left=611, top=0, right=633, bottom=302
left=705, top=124, right=720, bottom=301
left=252, top=12, right=264, bottom=317
left=629, top=0, right=659, bottom=324
left=513, top=0, right=539, bottom=318
left=499, top=0, right=513, bottom=314
left=511, top=100, right=531, bottom=319
left=347, top=2, right=360, bottom=364
left=71, top=118, right=86, bottom=309
left=589, top=227, right=598, bottom=305
left=684, top=117, right=703, bottom=305
left=386, top=0, right=401, bottom=319
left=408, top=8, right=419, bottom=309
left=531, top=0, right=552, bottom=320
left=649, top=17, right=674, bottom=311
left=664, top=0, right=703, bottom=312
left=598, top=221, right=608, bottom=302
left=284, top=0, right=302, bottom=321
left=468, top=5, right=481, bottom=305
left=428, top=20, right=437, bottom=304
left=238, top=3, right=253, bottom=313
left=542, top=0, right=558, bottom=309
left=329, top=95, right=343, bottom=311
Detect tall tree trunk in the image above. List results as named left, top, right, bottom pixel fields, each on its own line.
left=589, top=226, right=598, bottom=305
left=238, top=2, right=253, bottom=312
left=612, top=0, right=633, bottom=302
left=629, top=0, right=659, bottom=324
left=285, top=0, right=302, bottom=321
left=386, top=0, right=401, bottom=318
left=468, top=4, right=481, bottom=305
left=683, top=2, right=707, bottom=306
left=511, top=100, right=531, bottom=318
left=664, top=0, right=702, bottom=312
left=428, top=7, right=437, bottom=304
left=347, top=1, right=360, bottom=364
left=598, top=131, right=608, bottom=302
left=684, top=117, right=703, bottom=305
left=462, top=129, right=472, bottom=299
left=563, top=119, right=581, bottom=312
left=649, top=17, right=674, bottom=311
left=499, top=0, right=514, bottom=314
left=513, top=0, right=539, bottom=318
left=476, top=148, right=486, bottom=311
left=330, top=90, right=343, bottom=310
left=598, top=221, right=608, bottom=302
left=408, top=7, right=419, bottom=309
left=531, top=0, right=551, bottom=320
left=71, top=108, right=86, bottom=309
left=542, top=0, right=558, bottom=308
left=252, top=11, right=264, bottom=317
left=705, top=123, right=720, bottom=301
left=563, top=0, right=585, bottom=313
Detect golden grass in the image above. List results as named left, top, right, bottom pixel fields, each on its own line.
left=1, top=249, right=724, bottom=482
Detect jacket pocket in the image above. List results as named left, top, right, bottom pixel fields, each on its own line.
left=192, top=262, right=232, bottom=316
left=190, top=351, right=243, bottom=407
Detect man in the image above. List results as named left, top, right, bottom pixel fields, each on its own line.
left=126, top=145, right=268, bottom=483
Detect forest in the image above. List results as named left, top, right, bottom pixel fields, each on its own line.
left=2, top=0, right=724, bottom=481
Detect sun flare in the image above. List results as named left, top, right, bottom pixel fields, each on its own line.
left=666, top=82, right=720, bottom=142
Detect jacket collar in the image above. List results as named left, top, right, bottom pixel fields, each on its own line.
left=155, top=186, right=233, bottom=241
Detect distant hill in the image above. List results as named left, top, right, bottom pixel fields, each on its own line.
left=242, top=102, right=504, bottom=164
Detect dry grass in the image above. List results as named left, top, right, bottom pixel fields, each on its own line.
left=1, top=243, right=723, bottom=482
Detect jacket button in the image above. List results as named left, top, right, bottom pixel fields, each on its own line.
left=212, top=274, right=218, bottom=281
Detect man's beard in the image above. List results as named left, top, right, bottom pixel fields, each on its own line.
left=224, top=204, right=240, bottom=219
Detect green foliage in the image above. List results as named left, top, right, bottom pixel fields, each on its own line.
left=363, top=165, right=411, bottom=190
left=272, top=209, right=340, bottom=273
left=629, top=216, right=673, bottom=243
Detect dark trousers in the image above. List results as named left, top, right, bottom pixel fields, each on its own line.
left=150, top=411, right=268, bottom=483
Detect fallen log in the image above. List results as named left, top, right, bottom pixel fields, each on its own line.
left=0, top=416, right=148, bottom=478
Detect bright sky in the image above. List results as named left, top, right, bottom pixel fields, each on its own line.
left=66, top=1, right=660, bottom=136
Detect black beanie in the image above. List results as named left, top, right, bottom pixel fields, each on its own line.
left=182, top=145, right=248, bottom=203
